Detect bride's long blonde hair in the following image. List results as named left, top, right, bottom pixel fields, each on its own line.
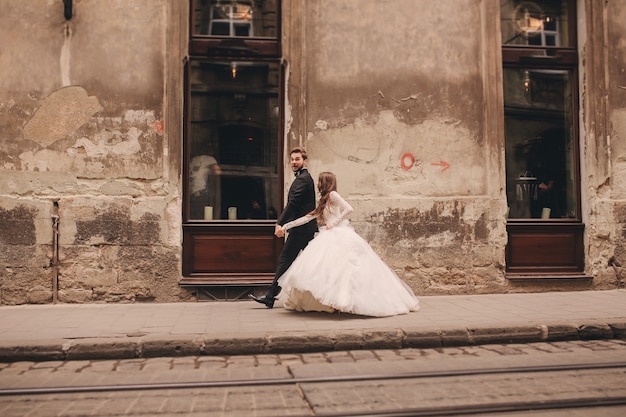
left=309, top=172, right=337, bottom=223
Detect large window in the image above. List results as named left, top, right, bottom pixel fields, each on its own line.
left=501, top=0, right=585, bottom=277
left=187, top=60, right=280, bottom=221
left=186, top=0, right=280, bottom=222
left=503, top=68, right=578, bottom=220
left=501, top=0, right=579, bottom=220
left=182, top=1, right=283, bottom=284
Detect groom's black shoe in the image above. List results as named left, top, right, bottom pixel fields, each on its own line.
left=248, top=293, right=275, bottom=308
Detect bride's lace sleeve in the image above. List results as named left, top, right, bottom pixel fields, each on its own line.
left=326, top=191, right=353, bottom=229
left=282, top=214, right=316, bottom=232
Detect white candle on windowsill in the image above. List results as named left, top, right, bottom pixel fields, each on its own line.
left=204, top=206, right=213, bottom=220
left=228, top=207, right=237, bottom=220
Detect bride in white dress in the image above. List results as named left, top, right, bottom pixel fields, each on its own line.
left=277, top=172, right=419, bottom=317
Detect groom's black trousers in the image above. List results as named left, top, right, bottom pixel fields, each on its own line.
left=266, top=231, right=315, bottom=298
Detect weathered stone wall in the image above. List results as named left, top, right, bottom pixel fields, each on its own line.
left=1, top=0, right=624, bottom=304
left=285, top=0, right=508, bottom=294
left=582, top=1, right=626, bottom=290
left=284, top=0, right=625, bottom=294
left=0, top=0, right=188, bottom=304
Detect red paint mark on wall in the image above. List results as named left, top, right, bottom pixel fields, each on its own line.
left=431, top=161, right=450, bottom=172
left=152, top=120, right=164, bottom=135
left=400, top=152, right=415, bottom=170
left=401, top=153, right=450, bottom=173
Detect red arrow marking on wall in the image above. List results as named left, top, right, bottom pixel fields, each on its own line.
left=431, top=161, right=450, bottom=172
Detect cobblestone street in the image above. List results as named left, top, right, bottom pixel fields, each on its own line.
left=2, top=290, right=626, bottom=415
left=2, top=340, right=626, bottom=416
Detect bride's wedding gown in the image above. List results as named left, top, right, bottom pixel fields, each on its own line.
left=277, top=191, right=419, bottom=317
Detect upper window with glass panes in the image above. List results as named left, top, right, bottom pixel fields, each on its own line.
left=501, top=0, right=571, bottom=48
left=193, top=0, right=278, bottom=39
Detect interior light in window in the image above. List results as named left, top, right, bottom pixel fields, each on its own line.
left=522, top=70, right=531, bottom=93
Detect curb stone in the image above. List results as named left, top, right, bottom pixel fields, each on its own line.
left=1, top=320, right=625, bottom=362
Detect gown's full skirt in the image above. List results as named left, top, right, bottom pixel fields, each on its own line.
left=277, top=221, right=420, bottom=317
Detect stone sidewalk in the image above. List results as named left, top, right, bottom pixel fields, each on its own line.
left=0, top=289, right=624, bottom=362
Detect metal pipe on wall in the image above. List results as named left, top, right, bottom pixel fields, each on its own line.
left=51, top=201, right=59, bottom=304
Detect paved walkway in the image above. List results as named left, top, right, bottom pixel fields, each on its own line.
left=0, top=289, right=624, bottom=362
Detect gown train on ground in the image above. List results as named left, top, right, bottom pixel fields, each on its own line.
left=277, top=191, right=419, bottom=317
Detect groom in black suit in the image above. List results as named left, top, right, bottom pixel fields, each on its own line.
left=249, top=147, right=317, bottom=308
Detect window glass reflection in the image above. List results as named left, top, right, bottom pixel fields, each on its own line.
left=501, top=0, right=571, bottom=48
left=188, top=61, right=280, bottom=221
left=193, top=0, right=278, bottom=38
left=504, top=67, right=577, bottom=219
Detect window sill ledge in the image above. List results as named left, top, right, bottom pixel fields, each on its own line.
left=506, top=273, right=593, bottom=282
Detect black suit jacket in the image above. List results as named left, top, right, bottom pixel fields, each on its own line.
left=277, top=168, right=318, bottom=235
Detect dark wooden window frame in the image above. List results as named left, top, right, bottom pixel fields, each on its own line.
left=502, top=0, right=589, bottom=280
left=181, top=1, right=284, bottom=286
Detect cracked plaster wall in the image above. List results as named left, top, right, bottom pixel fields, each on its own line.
left=0, top=0, right=185, bottom=305
left=1, top=0, right=624, bottom=305
left=286, top=0, right=507, bottom=294
left=581, top=1, right=626, bottom=291
left=285, top=0, right=625, bottom=294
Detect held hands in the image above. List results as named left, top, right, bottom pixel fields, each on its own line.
left=274, top=224, right=285, bottom=238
